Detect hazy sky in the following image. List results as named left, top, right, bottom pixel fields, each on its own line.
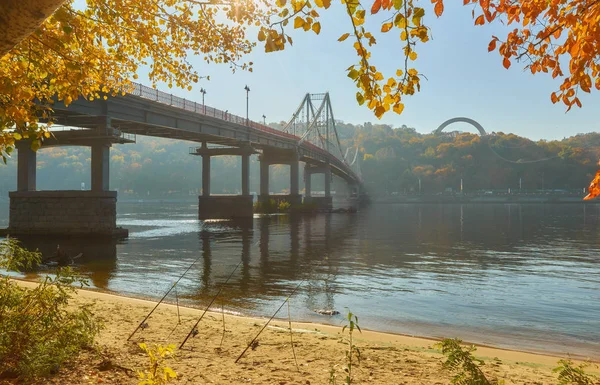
left=140, top=2, right=600, bottom=141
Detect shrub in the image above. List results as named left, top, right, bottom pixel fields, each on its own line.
left=330, top=309, right=362, bottom=385
left=0, top=238, right=100, bottom=379
left=553, top=359, right=597, bottom=385
left=437, top=338, right=503, bottom=385
left=137, top=343, right=177, bottom=385
left=278, top=201, right=292, bottom=212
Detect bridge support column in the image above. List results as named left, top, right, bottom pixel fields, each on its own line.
left=258, top=152, right=302, bottom=207
left=7, top=133, right=129, bottom=238
left=16, top=141, right=36, bottom=192
left=242, top=153, right=250, bottom=196
left=304, top=164, right=312, bottom=198
left=303, top=163, right=333, bottom=210
left=324, top=165, right=331, bottom=198
left=192, top=144, right=255, bottom=219
left=201, top=144, right=211, bottom=197
left=259, top=159, right=270, bottom=202
left=91, top=143, right=110, bottom=192
left=290, top=161, right=299, bottom=196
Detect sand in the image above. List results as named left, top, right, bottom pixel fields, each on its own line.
left=6, top=280, right=600, bottom=384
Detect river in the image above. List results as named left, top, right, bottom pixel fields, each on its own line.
left=1, top=202, right=599, bottom=358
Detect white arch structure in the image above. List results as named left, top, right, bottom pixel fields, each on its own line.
left=434, top=117, right=487, bottom=136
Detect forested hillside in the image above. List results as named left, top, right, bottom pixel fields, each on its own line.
left=348, top=125, right=600, bottom=195
left=0, top=123, right=598, bottom=199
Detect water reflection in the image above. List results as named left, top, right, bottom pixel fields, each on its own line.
left=14, top=235, right=118, bottom=289
left=3, top=202, right=600, bottom=357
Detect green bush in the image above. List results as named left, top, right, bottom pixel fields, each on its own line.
left=437, top=338, right=503, bottom=385
left=0, top=238, right=100, bottom=379
left=278, top=201, right=292, bottom=212
left=254, top=198, right=292, bottom=213
left=553, top=359, right=597, bottom=385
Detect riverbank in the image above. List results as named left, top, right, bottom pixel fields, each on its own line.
left=10, top=280, right=599, bottom=385
left=372, top=194, right=595, bottom=204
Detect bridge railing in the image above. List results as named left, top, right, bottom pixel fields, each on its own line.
left=129, top=82, right=355, bottom=177
left=131, top=82, right=300, bottom=141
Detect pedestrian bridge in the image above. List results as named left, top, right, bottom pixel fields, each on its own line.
left=6, top=82, right=363, bottom=237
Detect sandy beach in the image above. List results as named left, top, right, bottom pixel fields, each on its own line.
left=6, top=280, right=599, bottom=384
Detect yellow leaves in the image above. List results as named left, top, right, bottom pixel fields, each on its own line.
left=409, top=51, right=417, bottom=60
left=381, top=22, right=393, bottom=33
left=292, top=1, right=305, bottom=12
left=412, top=8, right=425, bottom=27
left=338, top=33, right=350, bottom=42
left=393, top=0, right=403, bottom=10
left=13, top=133, right=22, bottom=140
left=258, top=29, right=266, bottom=41
left=314, top=0, right=331, bottom=8
left=356, top=92, right=365, bottom=105
left=355, top=10, right=366, bottom=26
left=294, top=16, right=304, bottom=29
left=394, top=14, right=407, bottom=29
left=393, top=103, right=405, bottom=114
left=276, top=0, right=286, bottom=6
left=348, top=68, right=360, bottom=80
left=312, top=22, right=321, bottom=34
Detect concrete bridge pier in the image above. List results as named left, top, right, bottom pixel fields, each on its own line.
left=8, top=128, right=129, bottom=238
left=258, top=151, right=302, bottom=207
left=193, top=143, right=254, bottom=219
left=303, top=163, right=333, bottom=210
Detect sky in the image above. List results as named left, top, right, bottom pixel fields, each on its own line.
left=139, top=1, right=600, bottom=141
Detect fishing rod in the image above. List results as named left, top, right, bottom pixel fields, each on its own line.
left=179, top=260, right=243, bottom=349
left=127, top=235, right=242, bottom=341
left=166, top=287, right=183, bottom=339
left=235, top=279, right=305, bottom=364
left=127, top=252, right=208, bottom=341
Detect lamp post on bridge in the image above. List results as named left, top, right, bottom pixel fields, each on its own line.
left=262, top=114, right=266, bottom=125
left=244, top=85, right=250, bottom=126
left=200, top=88, right=206, bottom=114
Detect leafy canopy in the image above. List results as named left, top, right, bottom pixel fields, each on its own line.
left=2, top=0, right=600, bottom=161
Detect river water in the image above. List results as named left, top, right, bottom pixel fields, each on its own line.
left=1, top=202, right=599, bottom=358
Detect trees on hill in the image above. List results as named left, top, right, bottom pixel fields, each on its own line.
left=2, top=0, right=600, bottom=161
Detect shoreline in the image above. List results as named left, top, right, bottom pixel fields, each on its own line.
left=13, top=277, right=599, bottom=364
left=10, top=278, right=600, bottom=384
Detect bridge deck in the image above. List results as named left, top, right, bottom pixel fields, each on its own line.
left=48, top=82, right=360, bottom=183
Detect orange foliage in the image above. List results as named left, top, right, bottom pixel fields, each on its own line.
left=584, top=170, right=600, bottom=201
left=455, top=0, right=600, bottom=111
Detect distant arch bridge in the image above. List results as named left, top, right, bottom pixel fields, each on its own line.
left=434, top=117, right=487, bottom=136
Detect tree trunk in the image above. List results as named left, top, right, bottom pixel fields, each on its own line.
left=0, top=0, right=67, bottom=57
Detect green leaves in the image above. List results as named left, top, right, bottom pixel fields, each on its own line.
left=553, top=359, right=597, bottom=385
left=436, top=338, right=500, bottom=385
left=0, top=252, right=100, bottom=379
